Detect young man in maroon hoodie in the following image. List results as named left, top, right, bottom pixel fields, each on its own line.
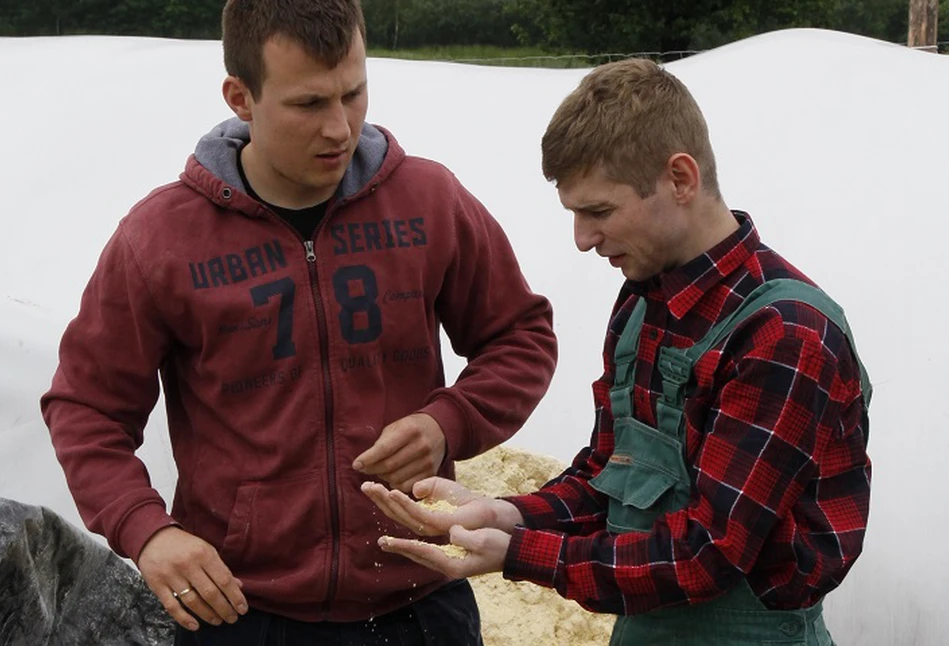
left=364, top=58, right=871, bottom=645
left=40, top=1, right=557, bottom=643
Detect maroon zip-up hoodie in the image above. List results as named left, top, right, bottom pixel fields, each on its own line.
left=41, top=119, right=557, bottom=621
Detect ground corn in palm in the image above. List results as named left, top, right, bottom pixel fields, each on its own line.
left=382, top=536, right=469, bottom=559
left=418, top=498, right=458, bottom=512
left=419, top=539, right=468, bottom=559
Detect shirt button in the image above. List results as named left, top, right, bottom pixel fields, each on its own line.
left=779, top=620, right=802, bottom=636
left=649, top=329, right=658, bottom=339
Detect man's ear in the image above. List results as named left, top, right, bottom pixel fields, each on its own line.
left=222, top=76, right=254, bottom=122
left=666, top=153, right=701, bottom=205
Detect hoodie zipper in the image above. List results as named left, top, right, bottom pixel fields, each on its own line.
left=304, top=237, right=343, bottom=615
left=249, top=188, right=372, bottom=615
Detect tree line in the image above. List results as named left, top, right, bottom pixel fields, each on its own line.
left=1, top=0, right=945, bottom=55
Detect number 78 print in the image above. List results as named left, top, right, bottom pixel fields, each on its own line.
left=251, top=265, right=384, bottom=360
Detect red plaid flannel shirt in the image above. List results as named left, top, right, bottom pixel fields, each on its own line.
left=503, top=212, right=870, bottom=614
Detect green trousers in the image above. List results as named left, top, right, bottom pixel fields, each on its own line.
left=610, top=581, right=834, bottom=645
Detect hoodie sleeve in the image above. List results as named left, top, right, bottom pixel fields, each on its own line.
left=40, top=222, right=179, bottom=561
left=420, top=179, right=557, bottom=460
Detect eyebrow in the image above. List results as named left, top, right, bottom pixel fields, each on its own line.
left=569, top=201, right=613, bottom=211
left=344, top=81, right=368, bottom=95
left=291, top=81, right=367, bottom=103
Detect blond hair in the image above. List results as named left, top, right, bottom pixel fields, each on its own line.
left=542, top=58, right=720, bottom=199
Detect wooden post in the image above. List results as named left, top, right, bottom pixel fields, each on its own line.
left=908, top=0, right=939, bottom=52
left=393, top=0, right=400, bottom=50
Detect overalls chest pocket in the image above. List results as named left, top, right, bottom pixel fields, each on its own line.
left=590, top=414, right=691, bottom=534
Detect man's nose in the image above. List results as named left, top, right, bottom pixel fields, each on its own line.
left=322, top=101, right=352, bottom=143
left=574, top=214, right=600, bottom=252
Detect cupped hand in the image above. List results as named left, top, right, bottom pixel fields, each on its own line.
left=378, top=525, right=510, bottom=579
left=361, top=476, right=497, bottom=537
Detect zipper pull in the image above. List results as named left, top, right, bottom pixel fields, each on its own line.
left=304, top=240, right=316, bottom=262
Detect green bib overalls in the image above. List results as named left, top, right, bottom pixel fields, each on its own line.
left=589, top=279, right=871, bottom=646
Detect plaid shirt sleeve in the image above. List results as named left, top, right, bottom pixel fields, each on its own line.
left=503, top=302, right=870, bottom=615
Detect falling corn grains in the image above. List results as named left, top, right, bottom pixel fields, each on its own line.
left=417, top=498, right=458, bottom=513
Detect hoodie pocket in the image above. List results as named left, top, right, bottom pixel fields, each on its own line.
left=219, top=471, right=328, bottom=576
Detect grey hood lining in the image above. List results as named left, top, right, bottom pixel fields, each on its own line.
left=193, top=117, right=388, bottom=201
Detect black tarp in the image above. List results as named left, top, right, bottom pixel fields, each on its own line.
left=0, top=498, right=174, bottom=645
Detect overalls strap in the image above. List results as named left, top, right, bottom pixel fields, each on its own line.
left=609, top=298, right=647, bottom=419
left=655, top=279, right=872, bottom=442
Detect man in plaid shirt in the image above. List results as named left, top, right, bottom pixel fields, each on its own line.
left=363, top=58, right=871, bottom=645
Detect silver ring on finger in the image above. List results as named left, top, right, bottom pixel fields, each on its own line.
left=172, top=587, right=193, bottom=600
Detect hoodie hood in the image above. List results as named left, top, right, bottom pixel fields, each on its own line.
left=193, top=117, right=389, bottom=201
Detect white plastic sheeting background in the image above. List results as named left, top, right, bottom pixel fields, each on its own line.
left=1, top=30, right=946, bottom=645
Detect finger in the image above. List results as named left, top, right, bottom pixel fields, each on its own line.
left=383, top=545, right=447, bottom=573
left=387, top=489, right=452, bottom=536
left=156, top=587, right=200, bottom=632
left=446, top=526, right=510, bottom=576
left=174, top=571, right=229, bottom=626
left=353, top=427, right=410, bottom=472
left=378, top=536, right=452, bottom=572
left=389, top=487, right=438, bottom=516
left=448, top=525, right=477, bottom=549
left=379, top=535, right=474, bottom=579
left=362, top=482, right=427, bottom=532
left=388, top=462, right=437, bottom=493
left=414, top=477, right=470, bottom=506
left=188, top=568, right=241, bottom=625
left=362, top=482, right=446, bottom=536
left=357, top=442, right=421, bottom=477
left=410, top=478, right=437, bottom=500
left=202, top=556, right=248, bottom=616
left=361, top=481, right=404, bottom=513
left=175, top=584, right=224, bottom=627
left=360, top=480, right=391, bottom=502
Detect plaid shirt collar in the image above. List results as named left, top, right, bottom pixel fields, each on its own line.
left=623, top=211, right=760, bottom=320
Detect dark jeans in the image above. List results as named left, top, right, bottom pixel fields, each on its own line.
left=174, top=578, right=483, bottom=646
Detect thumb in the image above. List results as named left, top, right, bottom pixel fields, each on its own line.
left=411, top=478, right=437, bottom=500
left=352, top=423, right=399, bottom=471
left=448, top=525, right=476, bottom=548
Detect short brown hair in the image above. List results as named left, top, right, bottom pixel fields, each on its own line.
left=222, top=0, right=366, bottom=99
left=542, top=58, right=720, bottom=199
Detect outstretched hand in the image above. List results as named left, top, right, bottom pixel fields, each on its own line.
left=378, top=525, right=511, bottom=579
left=360, top=477, right=497, bottom=537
